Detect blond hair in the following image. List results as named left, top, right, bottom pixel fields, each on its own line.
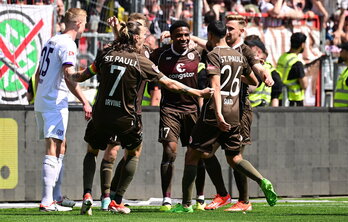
left=225, top=14, right=247, bottom=27
left=63, top=8, right=87, bottom=25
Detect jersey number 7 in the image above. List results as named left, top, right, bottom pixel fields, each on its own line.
left=109, top=65, right=126, bottom=96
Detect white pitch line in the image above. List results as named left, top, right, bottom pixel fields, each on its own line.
left=0, top=198, right=347, bottom=209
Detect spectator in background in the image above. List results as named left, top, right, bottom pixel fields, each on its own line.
left=333, top=42, right=348, bottom=107
left=200, top=9, right=217, bottom=38
left=333, top=7, right=348, bottom=45
left=245, top=35, right=283, bottom=107
left=277, top=32, right=308, bottom=106
left=145, top=0, right=161, bottom=15
left=290, top=0, right=316, bottom=18
left=207, top=0, right=224, bottom=20
left=310, top=0, right=329, bottom=28
left=243, top=0, right=260, bottom=13
left=56, top=0, right=66, bottom=33
left=150, top=0, right=176, bottom=38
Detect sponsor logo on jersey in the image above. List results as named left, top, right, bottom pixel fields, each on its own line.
left=187, top=52, right=195, bottom=60
left=68, top=51, right=75, bottom=56
left=168, top=72, right=194, bottom=80
left=176, top=63, right=186, bottom=73
left=166, top=57, right=172, bottom=60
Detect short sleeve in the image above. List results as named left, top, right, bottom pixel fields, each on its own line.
left=138, top=55, right=164, bottom=82
left=242, top=44, right=260, bottom=67
left=206, top=52, right=221, bottom=76
left=288, top=61, right=305, bottom=80
left=60, top=40, right=77, bottom=66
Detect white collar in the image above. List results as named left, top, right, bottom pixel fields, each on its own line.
left=214, top=46, right=230, bottom=49
left=232, top=41, right=243, bottom=49
left=171, top=44, right=189, bottom=56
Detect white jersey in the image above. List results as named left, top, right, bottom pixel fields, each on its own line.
left=34, top=34, right=77, bottom=112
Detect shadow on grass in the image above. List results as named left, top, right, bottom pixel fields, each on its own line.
left=128, top=208, right=164, bottom=213
left=284, top=213, right=348, bottom=217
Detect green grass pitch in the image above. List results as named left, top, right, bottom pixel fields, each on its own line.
left=0, top=199, right=347, bottom=222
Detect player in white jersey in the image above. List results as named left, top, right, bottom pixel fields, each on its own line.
left=34, top=8, right=92, bottom=212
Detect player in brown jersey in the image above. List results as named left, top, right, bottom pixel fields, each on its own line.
left=171, top=21, right=277, bottom=213
left=80, top=13, right=153, bottom=215
left=149, top=20, right=207, bottom=211
left=70, top=21, right=214, bottom=214
left=183, top=14, right=276, bottom=211
left=161, top=14, right=275, bottom=210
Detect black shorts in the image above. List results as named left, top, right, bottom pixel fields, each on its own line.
left=189, top=117, right=242, bottom=153
left=84, top=115, right=143, bottom=151
left=158, top=107, right=198, bottom=147
left=240, top=100, right=252, bottom=145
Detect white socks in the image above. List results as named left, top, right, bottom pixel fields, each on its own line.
left=197, top=195, right=205, bottom=201
left=53, top=154, right=64, bottom=202
left=163, top=197, right=172, bottom=205
left=41, top=155, right=58, bottom=206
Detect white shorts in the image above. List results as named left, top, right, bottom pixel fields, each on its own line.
left=35, top=109, right=69, bottom=141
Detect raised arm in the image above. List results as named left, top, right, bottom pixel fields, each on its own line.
left=190, top=35, right=208, bottom=49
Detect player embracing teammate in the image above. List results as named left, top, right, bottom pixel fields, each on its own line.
left=171, top=20, right=278, bottom=213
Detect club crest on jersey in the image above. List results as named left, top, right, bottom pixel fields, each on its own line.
left=187, top=52, right=195, bottom=60
left=176, top=63, right=186, bottom=73
left=144, top=50, right=150, bottom=58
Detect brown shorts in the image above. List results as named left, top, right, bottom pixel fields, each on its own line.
left=240, top=100, right=253, bottom=145
left=189, top=117, right=242, bottom=153
left=84, top=115, right=143, bottom=151
left=158, top=107, right=198, bottom=147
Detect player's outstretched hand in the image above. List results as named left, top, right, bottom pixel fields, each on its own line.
left=201, top=87, right=215, bottom=98
left=83, top=103, right=92, bottom=120
left=264, top=75, right=274, bottom=87
left=217, top=115, right=231, bottom=132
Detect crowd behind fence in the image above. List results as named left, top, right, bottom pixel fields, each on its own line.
left=0, top=0, right=347, bottom=106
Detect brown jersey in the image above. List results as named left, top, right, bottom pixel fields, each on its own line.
left=234, top=43, right=259, bottom=106
left=92, top=48, right=164, bottom=131
left=202, top=46, right=251, bottom=126
left=150, top=44, right=202, bottom=113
